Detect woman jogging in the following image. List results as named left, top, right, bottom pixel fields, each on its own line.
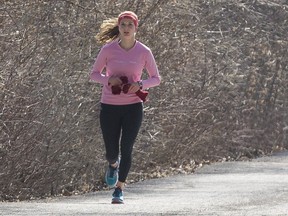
left=90, top=11, right=161, bottom=204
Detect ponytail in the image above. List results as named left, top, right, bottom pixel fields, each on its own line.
left=95, top=18, right=119, bottom=44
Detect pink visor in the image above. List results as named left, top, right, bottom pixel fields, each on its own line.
left=118, top=11, right=138, bottom=27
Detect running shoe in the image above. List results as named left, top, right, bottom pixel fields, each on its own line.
left=105, top=161, right=119, bottom=187
left=111, top=187, right=124, bottom=204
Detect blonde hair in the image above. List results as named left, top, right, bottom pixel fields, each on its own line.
left=95, top=18, right=119, bottom=45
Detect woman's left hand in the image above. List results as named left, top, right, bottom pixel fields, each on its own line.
left=128, top=82, right=141, bottom=93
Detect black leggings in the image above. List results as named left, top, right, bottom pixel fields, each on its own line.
left=100, top=102, right=143, bottom=182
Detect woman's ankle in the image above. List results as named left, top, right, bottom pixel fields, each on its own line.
left=116, top=181, right=125, bottom=190
left=110, top=161, right=118, bottom=168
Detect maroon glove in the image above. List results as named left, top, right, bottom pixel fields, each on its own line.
left=122, top=83, right=149, bottom=102
left=111, top=85, right=122, bottom=95
left=110, top=76, right=127, bottom=95
left=136, top=90, right=149, bottom=102
left=122, top=83, right=131, bottom=94
left=120, top=76, right=128, bottom=85
left=112, top=76, right=149, bottom=102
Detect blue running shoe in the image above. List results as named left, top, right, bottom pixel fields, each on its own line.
left=112, top=187, right=124, bottom=204
left=105, top=162, right=119, bottom=187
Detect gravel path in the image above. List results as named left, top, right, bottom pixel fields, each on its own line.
left=1, top=152, right=288, bottom=216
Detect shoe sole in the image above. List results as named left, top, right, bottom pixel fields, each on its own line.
left=111, top=199, right=124, bottom=204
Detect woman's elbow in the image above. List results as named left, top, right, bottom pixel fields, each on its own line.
left=155, top=76, right=161, bottom=86
left=90, top=71, right=98, bottom=81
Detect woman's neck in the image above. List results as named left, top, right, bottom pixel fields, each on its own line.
left=118, top=38, right=136, bottom=51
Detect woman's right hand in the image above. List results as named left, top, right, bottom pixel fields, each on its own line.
left=108, top=76, right=122, bottom=86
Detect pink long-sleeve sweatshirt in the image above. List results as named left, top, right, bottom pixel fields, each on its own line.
left=90, top=40, right=161, bottom=105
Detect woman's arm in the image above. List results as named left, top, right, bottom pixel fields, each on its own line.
left=90, top=48, right=110, bottom=85
left=142, top=49, right=161, bottom=89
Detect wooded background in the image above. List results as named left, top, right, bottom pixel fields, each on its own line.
left=1, top=0, right=287, bottom=201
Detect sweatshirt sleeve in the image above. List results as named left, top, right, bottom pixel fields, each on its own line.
left=90, top=47, right=110, bottom=85
left=142, top=49, right=161, bottom=89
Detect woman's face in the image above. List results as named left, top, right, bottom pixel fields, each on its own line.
left=118, top=18, right=137, bottom=39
